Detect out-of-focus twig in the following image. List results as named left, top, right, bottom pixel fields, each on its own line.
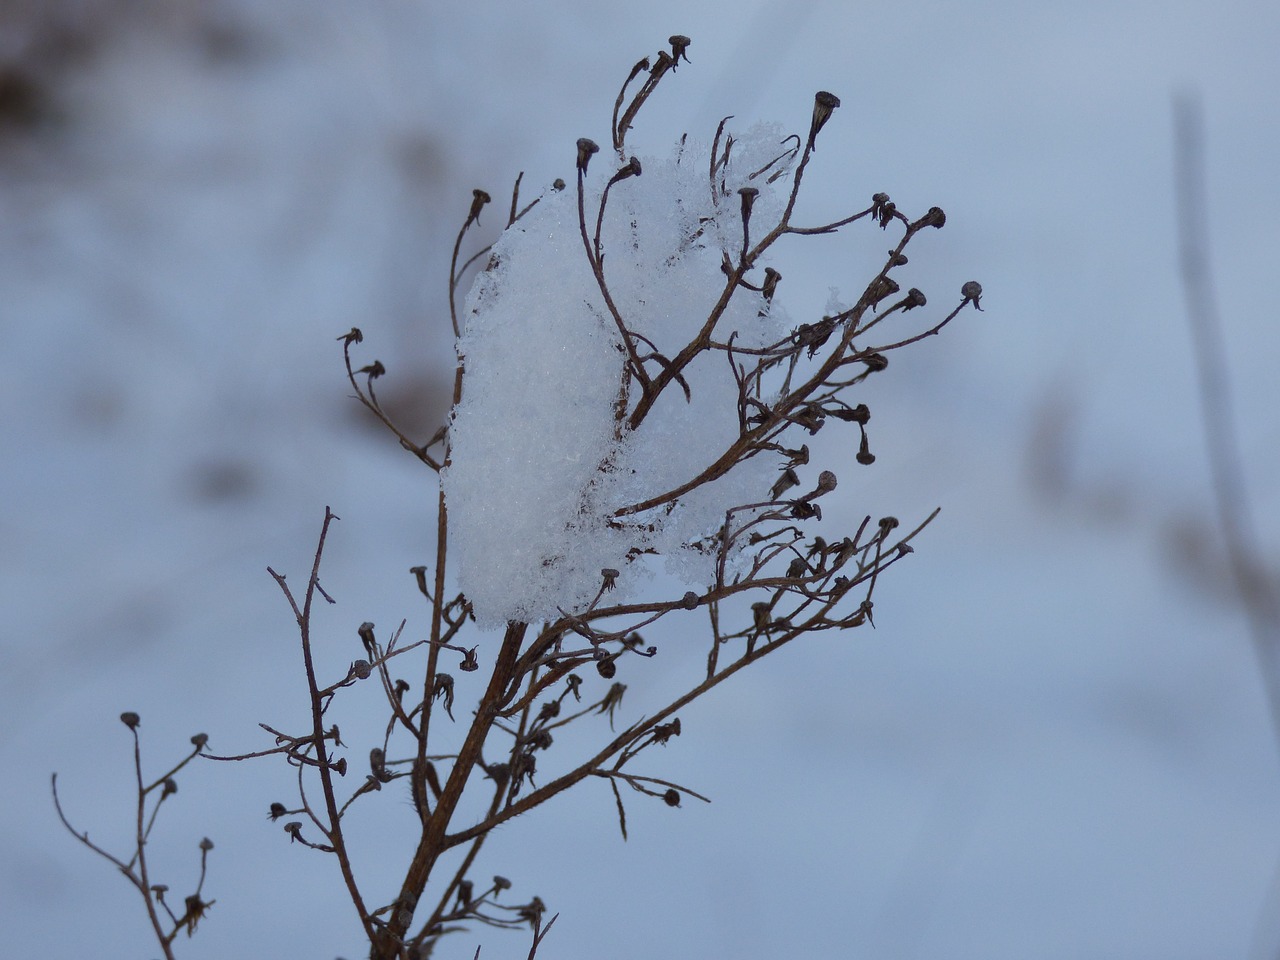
left=1173, top=93, right=1280, bottom=750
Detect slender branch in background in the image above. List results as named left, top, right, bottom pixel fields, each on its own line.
left=1173, top=94, right=1280, bottom=745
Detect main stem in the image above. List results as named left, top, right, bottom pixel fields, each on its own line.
left=376, top=620, right=528, bottom=958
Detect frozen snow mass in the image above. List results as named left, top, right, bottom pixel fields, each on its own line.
left=444, top=124, right=797, bottom=629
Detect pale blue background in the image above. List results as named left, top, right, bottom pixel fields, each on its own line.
left=3, top=1, right=1278, bottom=957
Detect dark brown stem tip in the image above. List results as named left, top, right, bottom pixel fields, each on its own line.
left=576, top=138, right=600, bottom=173
left=809, top=90, right=842, bottom=145
left=669, top=35, right=692, bottom=63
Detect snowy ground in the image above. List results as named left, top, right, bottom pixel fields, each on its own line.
left=3, top=1, right=1279, bottom=958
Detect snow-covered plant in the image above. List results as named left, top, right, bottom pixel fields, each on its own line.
left=55, top=35, right=983, bottom=960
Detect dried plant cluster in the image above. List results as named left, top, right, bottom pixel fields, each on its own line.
left=55, top=36, right=982, bottom=960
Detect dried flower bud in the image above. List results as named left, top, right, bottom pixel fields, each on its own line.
left=596, top=657, right=617, bottom=680
left=871, top=192, right=891, bottom=225
left=961, top=280, right=984, bottom=310
left=856, top=429, right=876, bottom=465
left=681, top=591, right=699, bottom=610
left=552, top=178, right=566, bottom=191
left=610, top=156, right=643, bottom=184
left=466, top=188, right=491, bottom=226
left=761, top=267, right=781, bottom=302
left=863, top=352, right=889, bottom=371
left=669, top=35, right=692, bottom=64
left=738, top=185, right=759, bottom=214
left=912, top=206, right=946, bottom=230
left=576, top=137, right=600, bottom=173
left=771, top=467, right=800, bottom=500
left=878, top=516, right=900, bottom=534
left=866, top=276, right=899, bottom=306
left=151, top=884, right=168, bottom=897
left=350, top=659, right=372, bottom=680
left=459, top=647, right=479, bottom=672
left=120, top=712, right=140, bottom=729
left=902, top=288, right=927, bottom=310
left=752, top=601, right=772, bottom=631
left=337, top=327, right=363, bottom=345
left=285, top=821, right=303, bottom=838
left=162, top=778, right=178, bottom=797
left=663, top=788, right=682, bottom=807
left=817, top=470, right=838, bottom=493
left=809, top=90, right=841, bottom=146
left=791, top=501, right=820, bottom=520
left=528, top=729, right=553, bottom=751
left=331, top=757, right=348, bottom=777
left=850, top=403, right=870, bottom=425
left=268, top=802, right=288, bottom=821
left=493, top=875, right=512, bottom=892
left=190, top=733, right=209, bottom=749
left=199, top=837, right=214, bottom=852
left=601, top=568, right=620, bottom=590
left=357, top=622, right=377, bottom=657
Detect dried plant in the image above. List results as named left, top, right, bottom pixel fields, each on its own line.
left=55, top=35, right=982, bottom=959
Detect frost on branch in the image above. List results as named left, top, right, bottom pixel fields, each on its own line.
left=445, top=126, right=795, bottom=628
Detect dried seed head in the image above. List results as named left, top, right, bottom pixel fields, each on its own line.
left=681, top=591, right=699, bottom=610
left=459, top=647, right=479, bottom=672
left=809, top=90, right=841, bottom=146
left=268, top=802, right=288, bottom=821
left=576, top=137, right=600, bottom=173
left=878, top=516, right=900, bottom=534
left=863, top=352, right=889, bottom=371
left=762, top=267, right=782, bottom=301
left=351, top=659, right=372, bottom=680
left=601, top=568, right=620, bottom=590
left=552, top=178, right=566, bottom=191
left=493, top=875, right=512, bottom=892
left=669, top=35, right=692, bottom=63
left=190, top=732, right=209, bottom=749
left=913, top=206, right=946, bottom=230
left=903, top=288, right=927, bottom=310
left=331, top=757, right=348, bottom=777
left=610, top=156, right=643, bottom=184
left=466, top=188, right=491, bottom=226
left=817, top=470, right=838, bottom=493
left=664, top=788, right=682, bottom=807
left=120, top=712, right=140, bottom=729
left=856, top=429, right=876, bottom=465
left=850, top=403, right=870, bottom=425
left=596, top=657, right=617, bottom=680
left=199, top=837, right=214, bottom=852
left=162, top=778, right=178, bottom=797
left=961, top=280, right=984, bottom=310
left=752, top=601, right=772, bottom=630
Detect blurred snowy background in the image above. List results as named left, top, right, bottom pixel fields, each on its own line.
left=3, top=0, right=1278, bottom=957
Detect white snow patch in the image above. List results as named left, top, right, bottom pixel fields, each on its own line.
left=444, top=125, right=796, bottom=627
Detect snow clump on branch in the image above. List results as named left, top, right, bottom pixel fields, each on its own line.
left=444, top=125, right=795, bottom=629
